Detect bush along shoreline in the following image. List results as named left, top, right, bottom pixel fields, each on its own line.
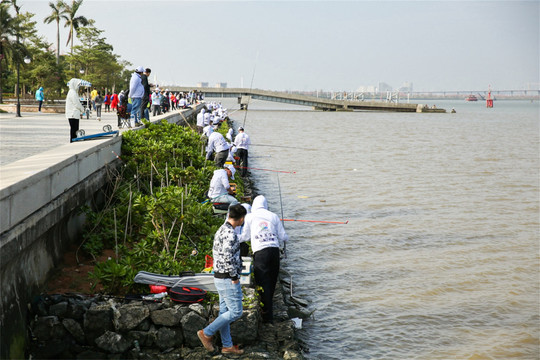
left=27, top=117, right=308, bottom=359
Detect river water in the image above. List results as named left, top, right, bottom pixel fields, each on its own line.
left=215, top=98, right=539, bottom=359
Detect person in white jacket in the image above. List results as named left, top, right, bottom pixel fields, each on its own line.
left=65, top=78, right=86, bottom=142
left=240, top=195, right=288, bottom=322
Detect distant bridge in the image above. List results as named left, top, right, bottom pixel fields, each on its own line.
left=168, top=87, right=446, bottom=113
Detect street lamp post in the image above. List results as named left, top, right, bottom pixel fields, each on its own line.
left=16, top=56, right=31, bottom=117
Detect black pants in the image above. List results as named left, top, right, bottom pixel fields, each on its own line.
left=253, top=247, right=280, bottom=322
left=214, top=149, right=229, bottom=168
left=68, top=118, right=79, bottom=142
left=236, top=148, right=248, bottom=176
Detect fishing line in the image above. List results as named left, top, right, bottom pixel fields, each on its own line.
left=234, top=165, right=296, bottom=174
left=250, top=144, right=315, bottom=151
left=280, top=219, right=349, bottom=224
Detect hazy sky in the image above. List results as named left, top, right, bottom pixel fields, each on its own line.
left=15, top=0, right=540, bottom=92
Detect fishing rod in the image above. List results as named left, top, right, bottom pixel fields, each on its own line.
left=277, top=173, right=287, bottom=258
left=234, top=165, right=296, bottom=174
left=280, top=219, right=349, bottom=224
left=242, top=51, right=259, bottom=128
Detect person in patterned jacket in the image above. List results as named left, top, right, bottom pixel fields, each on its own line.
left=198, top=204, right=247, bottom=356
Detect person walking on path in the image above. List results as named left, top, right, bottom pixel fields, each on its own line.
left=35, top=87, right=44, bottom=112
left=94, top=91, right=103, bottom=120
left=140, top=68, right=151, bottom=121
left=151, top=89, right=161, bottom=116
left=198, top=203, right=247, bottom=356
left=90, top=87, right=98, bottom=110
left=110, top=92, right=119, bottom=111
left=65, top=79, right=86, bottom=143
left=129, top=66, right=145, bottom=126
left=233, top=127, right=251, bottom=176
left=241, top=195, right=289, bottom=323
left=104, top=92, right=111, bottom=112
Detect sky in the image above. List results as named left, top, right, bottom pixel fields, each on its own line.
left=13, top=0, right=540, bottom=92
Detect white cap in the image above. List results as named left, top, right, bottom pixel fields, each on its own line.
left=136, top=66, right=145, bottom=73
left=225, top=164, right=235, bottom=180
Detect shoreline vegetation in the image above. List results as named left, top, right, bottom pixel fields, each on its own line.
left=33, top=114, right=307, bottom=359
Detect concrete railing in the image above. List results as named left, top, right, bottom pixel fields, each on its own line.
left=0, top=104, right=204, bottom=358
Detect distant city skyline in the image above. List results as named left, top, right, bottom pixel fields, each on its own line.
left=13, top=1, right=540, bottom=92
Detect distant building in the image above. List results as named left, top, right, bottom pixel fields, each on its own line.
left=197, top=82, right=209, bottom=88
left=356, top=85, right=377, bottom=93
left=399, top=82, right=413, bottom=93
left=214, top=83, right=227, bottom=88
left=378, top=82, right=393, bottom=92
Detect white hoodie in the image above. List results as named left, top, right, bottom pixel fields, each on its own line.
left=65, top=78, right=85, bottom=119
left=240, top=195, right=289, bottom=253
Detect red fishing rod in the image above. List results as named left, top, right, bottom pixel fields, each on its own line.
left=280, top=219, right=349, bottom=224
left=234, top=165, right=296, bottom=174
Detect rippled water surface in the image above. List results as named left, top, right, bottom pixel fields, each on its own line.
left=219, top=99, right=539, bottom=359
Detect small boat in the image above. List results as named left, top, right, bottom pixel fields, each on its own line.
left=465, top=95, right=478, bottom=101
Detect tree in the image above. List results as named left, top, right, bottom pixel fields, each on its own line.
left=63, top=0, right=88, bottom=56
left=66, top=21, right=130, bottom=92
left=43, top=0, right=66, bottom=65
left=20, top=12, right=66, bottom=99
left=0, top=2, right=27, bottom=103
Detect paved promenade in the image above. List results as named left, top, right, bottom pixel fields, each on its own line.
left=0, top=110, right=167, bottom=167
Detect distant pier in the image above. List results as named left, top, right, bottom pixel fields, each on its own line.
left=170, top=87, right=446, bottom=113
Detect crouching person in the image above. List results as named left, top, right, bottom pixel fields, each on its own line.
left=198, top=204, right=247, bottom=355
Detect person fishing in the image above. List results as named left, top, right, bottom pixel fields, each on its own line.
left=233, top=126, right=251, bottom=177
left=240, top=195, right=289, bottom=323
left=206, top=128, right=231, bottom=168
left=207, top=164, right=239, bottom=206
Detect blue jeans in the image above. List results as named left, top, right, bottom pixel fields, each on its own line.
left=130, top=97, right=142, bottom=124
left=203, top=278, right=243, bottom=348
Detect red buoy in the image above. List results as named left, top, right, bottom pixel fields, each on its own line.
left=486, top=86, right=494, bottom=108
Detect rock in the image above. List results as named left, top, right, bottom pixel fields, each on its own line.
left=29, top=339, right=68, bottom=359
left=136, top=318, right=152, bottom=331
left=276, top=321, right=295, bottom=343
left=150, top=308, right=183, bottom=327
left=84, top=304, right=113, bottom=344
left=188, top=303, right=208, bottom=318
left=67, top=299, right=88, bottom=321
left=115, top=303, right=150, bottom=331
left=62, top=318, right=86, bottom=344
left=76, top=349, right=107, bottom=359
left=95, top=330, right=131, bottom=354
left=231, top=309, right=259, bottom=344
left=33, top=316, right=67, bottom=341
left=283, top=349, right=304, bottom=360
left=180, top=311, right=206, bottom=347
left=156, top=327, right=183, bottom=350
left=49, top=301, right=68, bottom=317
left=127, top=330, right=153, bottom=347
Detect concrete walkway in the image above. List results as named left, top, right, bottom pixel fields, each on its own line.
left=0, top=110, right=167, bottom=167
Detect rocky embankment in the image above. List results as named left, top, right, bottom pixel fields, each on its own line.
left=28, top=281, right=307, bottom=359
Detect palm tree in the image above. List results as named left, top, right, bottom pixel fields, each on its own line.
left=44, top=0, right=66, bottom=65
left=63, top=0, right=88, bottom=56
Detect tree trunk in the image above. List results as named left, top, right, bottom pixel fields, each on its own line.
left=0, top=57, right=4, bottom=104
left=56, top=20, right=60, bottom=64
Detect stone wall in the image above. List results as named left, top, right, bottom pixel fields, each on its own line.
left=27, top=287, right=304, bottom=360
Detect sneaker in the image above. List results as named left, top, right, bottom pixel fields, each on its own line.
left=222, top=345, right=244, bottom=355
left=197, top=330, right=214, bottom=352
